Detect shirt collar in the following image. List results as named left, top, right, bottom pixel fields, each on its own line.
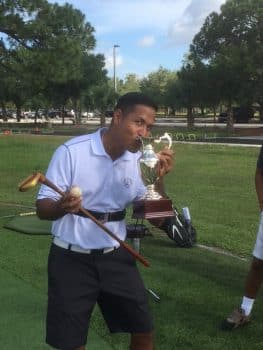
left=90, top=128, right=108, bottom=156
left=91, top=127, right=139, bottom=161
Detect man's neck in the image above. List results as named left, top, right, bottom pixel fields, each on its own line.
left=102, top=130, right=125, bottom=161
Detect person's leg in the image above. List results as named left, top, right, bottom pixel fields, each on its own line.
left=240, top=216, right=263, bottom=317
left=244, top=257, right=263, bottom=298
left=129, top=332, right=154, bottom=350
left=97, top=247, right=154, bottom=343
left=239, top=257, right=263, bottom=316
left=222, top=214, right=263, bottom=330
left=46, top=244, right=98, bottom=349
left=222, top=258, right=263, bottom=330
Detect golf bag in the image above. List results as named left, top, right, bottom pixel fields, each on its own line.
left=160, top=206, right=197, bottom=248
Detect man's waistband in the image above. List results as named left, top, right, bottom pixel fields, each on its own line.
left=76, top=209, right=126, bottom=223
left=53, top=237, right=119, bottom=255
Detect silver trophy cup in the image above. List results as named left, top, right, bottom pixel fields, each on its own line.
left=140, top=144, right=162, bottom=199
left=139, top=133, right=172, bottom=200
left=133, top=132, right=174, bottom=219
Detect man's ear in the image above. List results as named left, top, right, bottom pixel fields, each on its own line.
left=112, top=109, right=122, bottom=125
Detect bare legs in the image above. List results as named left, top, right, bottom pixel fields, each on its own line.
left=129, top=332, right=154, bottom=350
left=244, top=257, right=263, bottom=298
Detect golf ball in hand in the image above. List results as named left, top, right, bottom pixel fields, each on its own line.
left=70, top=186, right=82, bottom=197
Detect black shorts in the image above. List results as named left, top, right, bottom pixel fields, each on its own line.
left=46, top=243, right=153, bottom=350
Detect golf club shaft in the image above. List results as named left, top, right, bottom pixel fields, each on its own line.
left=39, top=174, right=150, bottom=267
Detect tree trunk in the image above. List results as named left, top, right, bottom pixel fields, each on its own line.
left=259, top=104, right=263, bottom=123
left=187, top=107, right=194, bottom=128
left=100, top=113, right=106, bottom=127
left=212, top=107, right=217, bottom=123
left=226, top=104, right=234, bottom=131
left=168, top=107, right=175, bottom=116
left=73, top=100, right=79, bottom=124
left=1, top=103, right=7, bottom=121
left=34, top=109, right=39, bottom=124
left=61, top=106, right=65, bottom=125
left=16, top=105, right=22, bottom=122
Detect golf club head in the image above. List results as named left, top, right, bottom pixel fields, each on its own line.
left=18, top=172, right=43, bottom=192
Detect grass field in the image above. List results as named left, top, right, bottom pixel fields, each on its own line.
left=1, top=133, right=263, bottom=349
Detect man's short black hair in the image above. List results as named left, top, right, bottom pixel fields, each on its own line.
left=114, top=92, right=158, bottom=114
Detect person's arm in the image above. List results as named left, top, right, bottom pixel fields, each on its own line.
left=36, top=192, right=82, bottom=220
left=255, top=167, right=263, bottom=211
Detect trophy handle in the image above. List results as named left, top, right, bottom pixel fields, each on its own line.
left=154, top=132, right=172, bottom=149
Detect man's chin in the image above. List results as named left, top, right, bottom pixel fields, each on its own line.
left=128, top=138, right=143, bottom=153
left=127, top=144, right=141, bottom=153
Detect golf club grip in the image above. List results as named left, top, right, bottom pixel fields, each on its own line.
left=79, top=207, right=150, bottom=267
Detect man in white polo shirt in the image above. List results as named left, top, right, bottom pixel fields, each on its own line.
left=36, top=92, right=173, bottom=350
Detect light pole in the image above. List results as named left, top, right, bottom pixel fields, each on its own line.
left=113, top=44, right=119, bottom=92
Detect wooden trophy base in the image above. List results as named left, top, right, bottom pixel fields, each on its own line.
left=132, top=198, right=174, bottom=219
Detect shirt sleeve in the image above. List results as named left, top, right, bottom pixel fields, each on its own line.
left=37, top=144, right=72, bottom=200
left=257, top=146, right=263, bottom=170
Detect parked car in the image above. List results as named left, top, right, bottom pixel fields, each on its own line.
left=218, top=112, right=228, bottom=123
left=105, top=110, right=114, bottom=118
left=218, top=107, right=254, bottom=124
left=233, top=106, right=254, bottom=123
left=48, top=110, right=60, bottom=118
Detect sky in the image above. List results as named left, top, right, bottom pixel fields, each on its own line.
left=49, top=0, right=226, bottom=80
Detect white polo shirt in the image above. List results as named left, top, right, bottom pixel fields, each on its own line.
left=37, top=128, right=146, bottom=249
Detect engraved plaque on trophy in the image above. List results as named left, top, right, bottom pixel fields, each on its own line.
left=132, top=133, right=174, bottom=219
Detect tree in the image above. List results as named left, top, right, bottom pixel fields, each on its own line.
left=140, top=66, right=177, bottom=113
left=118, top=74, right=141, bottom=95
left=83, top=81, right=117, bottom=127
left=168, top=63, right=201, bottom=127
left=0, top=0, right=104, bottom=119
left=44, top=52, right=108, bottom=123
left=190, top=0, right=263, bottom=120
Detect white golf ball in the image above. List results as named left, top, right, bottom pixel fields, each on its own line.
left=70, top=186, right=82, bottom=197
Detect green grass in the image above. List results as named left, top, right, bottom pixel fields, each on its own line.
left=0, top=265, right=112, bottom=350
left=0, top=135, right=69, bottom=212
left=0, top=134, right=262, bottom=349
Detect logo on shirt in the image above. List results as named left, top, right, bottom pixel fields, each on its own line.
left=123, top=177, right=132, bottom=188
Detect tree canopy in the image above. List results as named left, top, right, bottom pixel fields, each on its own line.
left=190, top=0, right=263, bottom=116
left=0, top=0, right=109, bottom=119
left=1, top=0, right=262, bottom=124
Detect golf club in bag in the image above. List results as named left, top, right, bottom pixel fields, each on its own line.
left=160, top=206, right=197, bottom=247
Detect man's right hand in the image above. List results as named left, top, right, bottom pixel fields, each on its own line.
left=60, top=191, right=82, bottom=214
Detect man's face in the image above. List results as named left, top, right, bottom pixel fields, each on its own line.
left=112, top=104, right=156, bottom=153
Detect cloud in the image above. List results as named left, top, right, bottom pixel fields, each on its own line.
left=82, top=0, right=190, bottom=34
left=52, top=0, right=226, bottom=47
left=137, top=35, right=155, bottom=47
left=50, top=0, right=227, bottom=78
left=167, top=0, right=225, bottom=45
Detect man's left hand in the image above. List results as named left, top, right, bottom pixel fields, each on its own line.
left=157, top=146, right=174, bottom=178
